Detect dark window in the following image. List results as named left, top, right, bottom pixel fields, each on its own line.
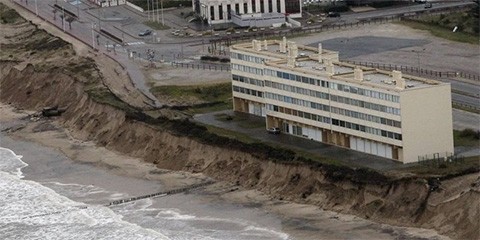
left=219, top=5, right=223, bottom=20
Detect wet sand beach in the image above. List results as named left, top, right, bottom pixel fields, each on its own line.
left=0, top=103, right=452, bottom=240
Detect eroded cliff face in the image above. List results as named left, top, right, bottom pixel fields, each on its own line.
left=1, top=62, right=479, bottom=240
left=1, top=5, right=478, bottom=238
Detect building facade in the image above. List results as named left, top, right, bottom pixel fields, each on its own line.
left=192, top=0, right=302, bottom=26
left=88, top=0, right=126, bottom=7
left=230, top=38, right=454, bottom=163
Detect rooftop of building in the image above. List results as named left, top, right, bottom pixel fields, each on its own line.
left=230, top=39, right=445, bottom=92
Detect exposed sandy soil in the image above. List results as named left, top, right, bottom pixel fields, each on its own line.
left=1, top=3, right=479, bottom=239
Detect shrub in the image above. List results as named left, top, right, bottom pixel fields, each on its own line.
left=459, top=128, right=480, bottom=139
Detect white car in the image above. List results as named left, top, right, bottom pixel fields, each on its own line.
left=267, top=127, right=281, bottom=134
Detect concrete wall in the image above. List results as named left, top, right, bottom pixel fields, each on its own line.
left=400, top=84, right=454, bottom=163
left=126, top=1, right=144, bottom=12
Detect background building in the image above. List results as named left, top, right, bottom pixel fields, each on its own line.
left=192, top=0, right=302, bottom=27
left=230, top=38, right=454, bottom=163
left=88, top=0, right=126, bottom=7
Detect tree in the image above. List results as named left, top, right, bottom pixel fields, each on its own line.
left=52, top=9, right=57, bottom=20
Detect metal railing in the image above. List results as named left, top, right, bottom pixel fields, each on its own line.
left=341, top=60, right=479, bottom=81
left=171, top=62, right=231, bottom=71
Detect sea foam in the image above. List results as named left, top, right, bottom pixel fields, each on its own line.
left=0, top=147, right=170, bottom=240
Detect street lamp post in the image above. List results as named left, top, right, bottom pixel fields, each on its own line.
left=147, top=0, right=150, bottom=21
left=161, top=0, right=164, bottom=26
left=412, top=48, right=426, bottom=70
left=34, top=0, right=38, bottom=16
left=155, top=0, right=159, bottom=23
left=62, top=4, right=66, bottom=32
left=91, top=22, right=96, bottom=49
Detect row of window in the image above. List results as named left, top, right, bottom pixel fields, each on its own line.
left=231, top=52, right=265, bottom=64
left=330, top=106, right=401, bottom=128
left=264, top=69, right=400, bottom=103
left=264, top=80, right=401, bottom=115
left=232, top=74, right=265, bottom=87
left=266, top=104, right=402, bottom=141
left=232, top=64, right=263, bottom=75
left=233, top=86, right=263, bottom=98
left=265, top=91, right=401, bottom=128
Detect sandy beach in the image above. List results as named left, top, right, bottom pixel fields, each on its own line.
left=0, top=103, right=452, bottom=239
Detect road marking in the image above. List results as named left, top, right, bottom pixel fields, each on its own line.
left=125, top=41, right=145, bottom=46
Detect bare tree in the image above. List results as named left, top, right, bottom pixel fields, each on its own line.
left=53, top=9, right=57, bottom=20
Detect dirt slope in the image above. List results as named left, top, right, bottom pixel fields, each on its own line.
left=1, top=5, right=478, bottom=240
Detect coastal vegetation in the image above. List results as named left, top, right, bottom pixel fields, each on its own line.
left=400, top=6, right=480, bottom=45
left=1, top=4, right=478, bottom=239
left=150, top=83, right=232, bottom=113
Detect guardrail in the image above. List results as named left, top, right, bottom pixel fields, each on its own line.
left=209, top=4, right=474, bottom=44
left=53, top=4, right=77, bottom=18
left=171, top=62, right=231, bottom=71
left=341, top=60, right=479, bottom=81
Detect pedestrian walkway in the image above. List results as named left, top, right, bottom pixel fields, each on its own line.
left=11, top=0, right=162, bottom=108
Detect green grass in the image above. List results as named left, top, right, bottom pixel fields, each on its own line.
left=0, top=3, right=23, bottom=24
left=86, top=87, right=138, bottom=113
left=151, top=83, right=231, bottom=102
left=399, top=20, right=479, bottom=45
left=143, top=21, right=170, bottom=30
left=214, top=113, right=266, bottom=129
left=186, top=100, right=232, bottom=114
left=151, top=83, right=233, bottom=114
left=454, top=129, right=480, bottom=147
left=398, top=156, right=479, bottom=177
left=203, top=124, right=260, bottom=144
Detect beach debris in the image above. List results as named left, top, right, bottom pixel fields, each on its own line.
left=41, top=106, right=66, bottom=117
left=1, top=123, right=26, bottom=133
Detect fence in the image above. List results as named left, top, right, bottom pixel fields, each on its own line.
left=171, top=62, right=231, bottom=71
left=341, top=60, right=480, bottom=81
left=417, top=153, right=465, bottom=167
left=210, top=4, right=474, bottom=46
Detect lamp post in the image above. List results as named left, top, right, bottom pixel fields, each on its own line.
left=147, top=0, right=150, bottom=21
left=62, top=3, right=66, bottom=32
left=161, top=0, right=164, bottom=26
left=34, top=0, right=38, bottom=16
left=412, top=48, right=426, bottom=70
left=156, top=0, right=159, bottom=23
left=91, top=22, right=96, bottom=49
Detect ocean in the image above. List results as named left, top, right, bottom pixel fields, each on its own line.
left=0, top=147, right=289, bottom=240
left=0, top=135, right=451, bottom=240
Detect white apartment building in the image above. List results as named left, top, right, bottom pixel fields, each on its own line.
left=192, top=0, right=302, bottom=27
left=230, top=38, right=454, bottom=163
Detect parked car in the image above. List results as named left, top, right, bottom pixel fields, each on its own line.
left=138, top=29, right=152, bottom=36
left=424, top=3, right=432, bottom=8
left=267, top=127, right=281, bottom=134
left=327, top=12, right=340, bottom=18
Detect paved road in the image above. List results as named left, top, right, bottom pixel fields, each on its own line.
left=13, top=0, right=162, bottom=107
left=13, top=0, right=479, bottom=109
left=327, top=1, right=476, bottom=24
